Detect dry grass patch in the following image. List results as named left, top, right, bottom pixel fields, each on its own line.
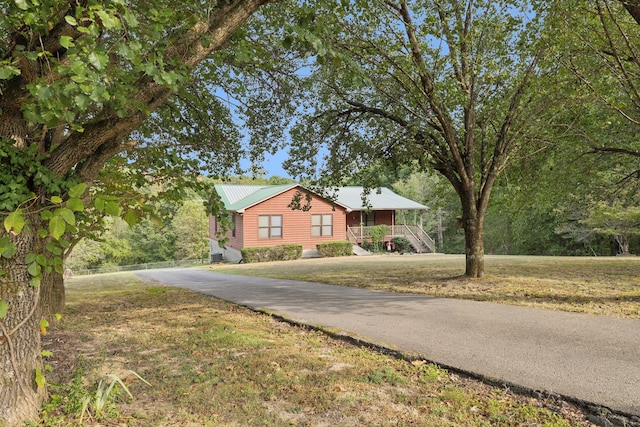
left=39, top=272, right=591, bottom=426
left=211, top=254, right=640, bottom=318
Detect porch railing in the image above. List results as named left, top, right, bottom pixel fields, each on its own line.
left=347, top=225, right=436, bottom=253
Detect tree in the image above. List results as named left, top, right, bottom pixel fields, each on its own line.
left=286, top=0, right=560, bottom=277
left=0, top=1, right=277, bottom=423
left=554, top=1, right=640, bottom=174
left=582, top=202, right=640, bottom=255
left=172, top=200, right=209, bottom=260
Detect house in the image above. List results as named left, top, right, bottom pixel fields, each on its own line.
left=209, top=184, right=435, bottom=262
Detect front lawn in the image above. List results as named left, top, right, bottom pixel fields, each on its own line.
left=39, top=272, right=591, bottom=426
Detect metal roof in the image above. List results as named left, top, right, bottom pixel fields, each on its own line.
left=215, top=184, right=427, bottom=212
left=332, top=186, right=428, bottom=211
left=214, top=184, right=297, bottom=212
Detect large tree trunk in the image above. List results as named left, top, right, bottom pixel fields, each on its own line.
left=39, top=271, right=65, bottom=329
left=458, top=186, right=487, bottom=279
left=462, top=212, right=486, bottom=279
left=0, top=226, right=47, bottom=425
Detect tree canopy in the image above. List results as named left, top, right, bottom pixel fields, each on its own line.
left=284, top=0, right=563, bottom=277
left=0, top=0, right=279, bottom=423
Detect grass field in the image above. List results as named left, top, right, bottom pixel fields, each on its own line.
left=39, top=272, right=594, bottom=426
left=211, top=254, right=640, bottom=318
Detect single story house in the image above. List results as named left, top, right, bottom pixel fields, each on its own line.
left=209, top=184, right=435, bottom=262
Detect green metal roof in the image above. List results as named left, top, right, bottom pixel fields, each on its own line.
left=214, top=184, right=427, bottom=212
left=333, top=186, right=428, bottom=211
left=214, top=184, right=298, bottom=212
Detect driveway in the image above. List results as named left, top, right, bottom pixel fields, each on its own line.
left=137, top=268, right=640, bottom=417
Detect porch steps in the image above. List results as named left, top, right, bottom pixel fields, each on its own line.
left=406, top=234, right=435, bottom=254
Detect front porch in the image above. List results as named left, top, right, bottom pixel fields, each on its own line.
left=347, top=224, right=436, bottom=253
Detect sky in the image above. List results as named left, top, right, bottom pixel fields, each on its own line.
left=241, top=148, right=291, bottom=178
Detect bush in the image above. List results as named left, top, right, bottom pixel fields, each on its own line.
left=241, top=244, right=302, bottom=263
left=391, top=236, right=413, bottom=253
left=317, top=241, right=353, bottom=257
left=361, top=241, right=377, bottom=252
left=369, top=225, right=389, bottom=245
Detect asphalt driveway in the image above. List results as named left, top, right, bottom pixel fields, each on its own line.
left=137, top=268, right=640, bottom=417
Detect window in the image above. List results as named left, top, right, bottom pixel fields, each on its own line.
left=365, top=212, right=375, bottom=226
left=311, top=214, right=333, bottom=237
left=258, top=215, right=282, bottom=239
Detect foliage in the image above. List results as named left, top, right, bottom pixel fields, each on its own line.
left=0, top=0, right=281, bottom=421
left=391, top=237, right=413, bottom=254
left=581, top=202, right=640, bottom=254
left=241, top=244, right=303, bottom=263
left=368, top=225, right=389, bottom=252
left=284, top=0, right=562, bottom=277
left=172, top=200, right=209, bottom=260
left=40, top=364, right=149, bottom=425
left=316, top=241, right=353, bottom=257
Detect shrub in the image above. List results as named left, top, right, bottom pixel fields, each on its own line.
left=241, top=244, right=303, bottom=263
left=317, top=241, right=353, bottom=257
left=391, top=236, right=413, bottom=253
left=362, top=225, right=390, bottom=252
left=361, top=241, right=377, bottom=252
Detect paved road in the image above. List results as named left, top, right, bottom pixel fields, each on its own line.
left=137, top=268, right=640, bottom=416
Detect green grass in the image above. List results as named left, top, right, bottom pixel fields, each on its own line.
left=39, top=272, right=591, bottom=426
left=210, top=254, right=640, bottom=318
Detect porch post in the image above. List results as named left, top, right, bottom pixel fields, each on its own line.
left=392, top=210, right=395, bottom=235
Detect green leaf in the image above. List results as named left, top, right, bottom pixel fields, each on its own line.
left=0, top=301, right=8, bottom=319
left=96, top=10, right=121, bottom=29
left=28, top=261, right=41, bottom=277
left=35, top=366, right=45, bottom=388
left=94, top=197, right=105, bottom=212
left=50, top=196, right=63, bottom=204
left=45, top=242, right=62, bottom=255
left=49, top=216, right=66, bottom=240
left=0, top=65, right=21, bottom=80
left=88, top=52, right=109, bottom=70
left=56, top=207, right=76, bottom=225
left=0, top=236, right=16, bottom=258
left=105, top=201, right=121, bottom=217
left=15, top=0, right=29, bottom=11
left=29, top=277, right=41, bottom=287
left=4, top=210, right=25, bottom=234
left=59, top=35, right=75, bottom=49
left=35, top=254, right=47, bottom=266
left=68, top=183, right=87, bottom=198
left=66, top=198, right=84, bottom=212
left=41, top=350, right=53, bottom=358
left=65, top=15, right=77, bottom=26
left=122, top=209, right=139, bottom=227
